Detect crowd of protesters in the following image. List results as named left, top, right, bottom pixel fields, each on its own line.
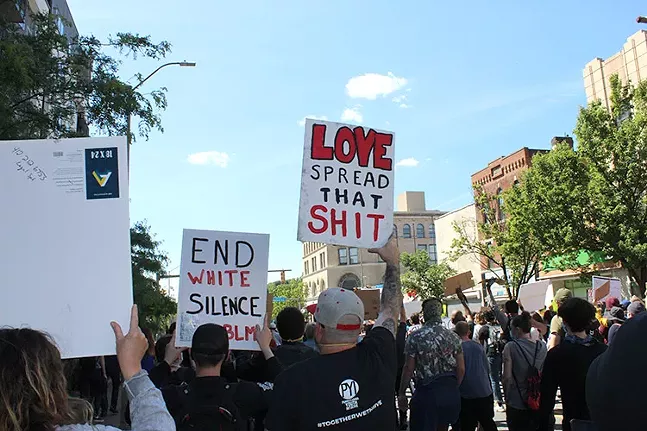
left=2, top=238, right=647, bottom=431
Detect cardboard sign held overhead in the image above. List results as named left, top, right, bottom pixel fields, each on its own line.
left=297, top=119, right=396, bottom=249
left=592, top=276, right=622, bottom=304
left=0, top=137, right=132, bottom=359
left=354, top=288, right=381, bottom=320
left=444, top=272, right=475, bottom=296
left=176, top=229, right=270, bottom=351
left=517, top=280, right=552, bottom=312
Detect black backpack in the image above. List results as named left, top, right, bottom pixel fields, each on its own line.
left=176, top=383, right=244, bottom=431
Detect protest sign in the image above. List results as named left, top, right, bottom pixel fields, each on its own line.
left=517, top=280, right=552, bottom=312
left=444, top=271, right=475, bottom=296
left=592, top=276, right=622, bottom=303
left=354, top=288, right=381, bottom=320
left=176, top=229, right=270, bottom=350
left=297, top=118, right=395, bottom=248
left=0, top=137, right=132, bottom=358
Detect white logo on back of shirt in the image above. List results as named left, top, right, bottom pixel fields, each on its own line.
left=339, top=379, right=360, bottom=410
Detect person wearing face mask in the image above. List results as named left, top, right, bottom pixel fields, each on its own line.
left=538, top=298, right=607, bottom=431
left=502, top=312, right=548, bottom=431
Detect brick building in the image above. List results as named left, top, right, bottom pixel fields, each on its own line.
left=469, top=138, right=572, bottom=286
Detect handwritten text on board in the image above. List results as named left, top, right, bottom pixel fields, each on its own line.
left=177, top=230, right=270, bottom=350
left=297, top=119, right=395, bottom=248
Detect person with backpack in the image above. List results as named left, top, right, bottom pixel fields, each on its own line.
left=161, top=319, right=277, bottom=431
left=538, top=298, right=606, bottom=431
left=502, top=311, right=547, bottom=431
left=477, top=309, right=506, bottom=412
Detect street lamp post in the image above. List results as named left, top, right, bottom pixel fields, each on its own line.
left=126, top=61, right=196, bottom=166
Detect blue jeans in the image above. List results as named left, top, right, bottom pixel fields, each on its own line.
left=487, top=354, right=503, bottom=405
left=410, top=376, right=461, bottom=431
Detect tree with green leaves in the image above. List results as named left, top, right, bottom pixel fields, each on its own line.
left=131, top=220, right=176, bottom=335
left=450, top=184, right=543, bottom=299
left=267, top=278, right=306, bottom=320
left=506, top=75, right=647, bottom=295
left=400, top=250, right=455, bottom=300
left=0, top=13, right=170, bottom=141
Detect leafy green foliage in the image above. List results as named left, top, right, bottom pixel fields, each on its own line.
left=450, top=184, right=542, bottom=299
left=267, top=278, right=306, bottom=320
left=0, top=13, right=170, bottom=140
left=400, top=250, right=455, bottom=300
left=131, top=221, right=176, bottom=334
left=507, top=75, right=647, bottom=295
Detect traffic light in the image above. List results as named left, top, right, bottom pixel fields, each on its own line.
left=281, top=271, right=286, bottom=284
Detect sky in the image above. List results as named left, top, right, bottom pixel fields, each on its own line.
left=67, top=0, right=645, bottom=282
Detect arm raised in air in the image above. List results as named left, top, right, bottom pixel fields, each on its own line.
left=369, top=236, right=403, bottom=337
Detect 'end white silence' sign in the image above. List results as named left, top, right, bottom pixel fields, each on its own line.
left=176, top=229, right=270, bottom=350
left=297, top=118, right=395, bottom=249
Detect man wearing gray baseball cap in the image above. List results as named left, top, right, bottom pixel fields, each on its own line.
left=266, top=237, right=403, bottom=430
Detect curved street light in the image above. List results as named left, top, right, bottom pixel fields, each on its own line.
left=127, top=61, right=197, bottom=165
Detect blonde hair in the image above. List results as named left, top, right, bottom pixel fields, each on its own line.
left=63, top=397, right=94, bottom=425
left=0, top=328, right=73, bottom=431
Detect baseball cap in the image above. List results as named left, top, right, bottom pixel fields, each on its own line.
left=191, top=323, right=229, bottom=356
left=314, top=287, right=364, bottom=331
left=554, top=288, right=573, bottom=305
left=627, top=301, right=646, bottom=316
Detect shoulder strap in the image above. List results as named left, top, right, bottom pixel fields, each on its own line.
left=511, top=339, right=535, bottom=368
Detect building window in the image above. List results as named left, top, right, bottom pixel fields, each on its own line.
left=429, top=224, right=436, bottom=240
left=304, top=261, right=309, bottom=275
left=492, top=166, right=501, bottom=177
left=403, top=224, right=411, bottom=238
left=339, top=273, right=361, bottom=290
left=393, top=224, right=398, bottom=238
left=416, top=223, right=425, bottom=238
left=349, top=247, right=359, bottom=264
left=429, top=244, right=437, bottom=264
left=312, top=257, right=317, bottom=272
left=338, top=248, right=348, bottom=265
left=320, top=252, right=326, bottom=269
left=497, top=188, right=505, bottom=221
left=416, top=244, right=428, bottom=252
left=320, top=279, right=326, bottom=291
left=513, top=179, right=520, bottom=187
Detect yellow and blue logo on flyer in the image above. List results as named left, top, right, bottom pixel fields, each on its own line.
left=85, top=147, right=119, bottom=200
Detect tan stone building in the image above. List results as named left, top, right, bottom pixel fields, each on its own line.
left=584, top=30, right=647, bottom=109
left=434, top=203, right=481, bottom=282
left=301, top=191, right=445, bottom=302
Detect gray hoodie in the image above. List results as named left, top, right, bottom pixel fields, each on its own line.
left=56, top=370, right=174, bottom=431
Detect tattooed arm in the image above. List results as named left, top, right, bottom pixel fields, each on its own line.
left=369, top=236, right=403, bottom=337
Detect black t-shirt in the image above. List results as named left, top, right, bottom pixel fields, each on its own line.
left=265, top=326, right=397, bottom=430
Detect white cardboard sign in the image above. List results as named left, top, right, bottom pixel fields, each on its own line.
left=176, top=229, right=270, bottom=350
left=592, top=276, right=622, bottom=303
left=517, top=280, right=552, bottom=312
left=297, top=119, right=395, bottom=248
left=0, top=137, right=132, bottom=359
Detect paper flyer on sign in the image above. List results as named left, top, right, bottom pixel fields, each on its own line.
left=176, top=229, right=270, bottom=350
left=0, top=137, right=132, bottom=359
left=297, top=118, right=395, bottom=248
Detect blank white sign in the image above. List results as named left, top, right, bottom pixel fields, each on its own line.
left=0, top=137, right=132, bottom=359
